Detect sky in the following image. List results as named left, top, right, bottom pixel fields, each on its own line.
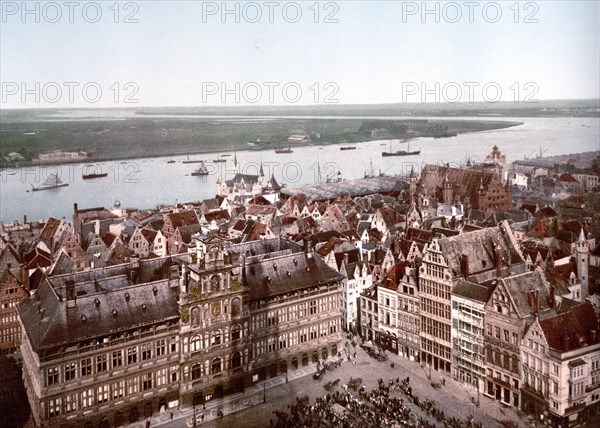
left=1, top=0, right=599, bottom=108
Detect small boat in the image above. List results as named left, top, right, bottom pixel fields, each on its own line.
left=31, top=174, right=68, bottom=191
left=212, top=159, right=226, bottom=163
left=221, top=154, right=231, bottom=157
left=167, top=159, right=176, bottom=164
left=340, top=146, right=357, bottom=150
left=182, top=155, right=204, bottom=164
left=82, top=172, right=108, bottom=180
left=382, top=140, right=420, bottom=157
left=191, top=161, right=209, bottom=176
left=275, top=146, right=293, bottom=154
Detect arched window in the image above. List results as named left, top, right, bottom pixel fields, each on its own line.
left=231, top=325, right=241, bottom=341
left=231, top=352, right=242, bottom=369
left=211, top=358, right=222, bottom=374
left=231, top=298, right=241, bottom=318
left=190, top=335, right=201, bottom=352
left=190, top=307, right=200, bottom=327
left=191, top=363, right=202, bottom=380
left=211, top=330, right=221, bottom=346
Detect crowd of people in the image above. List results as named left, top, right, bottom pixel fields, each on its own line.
left=272, top=376, right=484, bottom=428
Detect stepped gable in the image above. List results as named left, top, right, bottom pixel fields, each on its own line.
left=539, top=300, right=599, bottom=352
left=244, top=252, right=343, bottom=300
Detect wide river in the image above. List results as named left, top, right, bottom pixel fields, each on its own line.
left=0, top=116, right=598, bottom=223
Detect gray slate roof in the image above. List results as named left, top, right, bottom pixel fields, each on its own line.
left=245, top=252, right=343, bottom=300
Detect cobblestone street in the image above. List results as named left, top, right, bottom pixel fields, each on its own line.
left=148, top=336, right=541, bottom=428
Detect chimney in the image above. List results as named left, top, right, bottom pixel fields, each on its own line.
left=66, top=280, right=76, bottom=309
left=460, top=254, right=469, bottom=279
left=591, top=330, right=598, bottom=343
left=20, top=264, right=30, bottom=292
left=495, top=245, right=502, bottom=278
left=343, top=253, right=349, bottom=266
left=549, top=286, right=555, bottom=308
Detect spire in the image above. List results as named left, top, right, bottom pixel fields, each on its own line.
left=577, top=227, right=587, bottom=246
left=259, top=162, right=264, bottom=177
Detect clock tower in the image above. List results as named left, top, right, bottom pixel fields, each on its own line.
left=178, top=234, right=251, bottom=406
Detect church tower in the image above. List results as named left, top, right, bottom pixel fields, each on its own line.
left=576, top=227, right=589, bottom=301
left=442, top=175, right=453, bottom=205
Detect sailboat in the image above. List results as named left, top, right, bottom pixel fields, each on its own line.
left=191, top=161, right=209, bottom=176
left=31, top=174, right=69, bottom=191
left=381, top=140, right=421, bottom=157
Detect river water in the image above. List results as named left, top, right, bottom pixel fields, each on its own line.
left=0, top=116, right=598, bottom=223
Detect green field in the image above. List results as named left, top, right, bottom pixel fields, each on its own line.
left=0, top=113, right=523, bottom=165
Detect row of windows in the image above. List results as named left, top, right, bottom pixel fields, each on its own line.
left=421, top=298, right=450, bottom=321
left=421, top=337, right=451, bottom=361
left=420, top=316, right=451, bottom=342
left=252, top=296, right=336, bottom=332
left=185, top=352, right=246, bottom=381
left=522, top=352, right=549, bottom=375
left=0, top=325, right=20, bottom=343
left=420, top=279, right=451, bottom=301
left=45, top=366, right=178, bottom=419
left=253, top=320, right=338, bottom=357
left=45, top=337, right=178, bottom=386
left=486, top=325, right=519, bottom=345
left=187, top=324, right=243, bottom=352
left=486, top=347, right=519, bottom=374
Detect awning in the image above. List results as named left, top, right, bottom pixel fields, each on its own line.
left=568, top=358, right=586, bottom=368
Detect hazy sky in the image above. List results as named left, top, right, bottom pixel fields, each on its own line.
left=1, top=0, right=598, bottom=107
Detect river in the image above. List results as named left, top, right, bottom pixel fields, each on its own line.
left=0, top=116, right=598, bottom=223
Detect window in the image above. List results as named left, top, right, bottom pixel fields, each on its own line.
left=97, top=385, right=109, bottom=403
left=81, top=388, right=94, bottom=408
left=96, top=354, right=108, bottom=372
left=231, top=325, right=241, bottom=341
left=190, top=335, right=201, bottom=352
left=141, top=343, right=152, bottom=361
left=112, top=380, right=125, bottom=399
left=571, top=365, right=584, bottom=379
left=212, top=330, right=221, bottom=346
left=170, top=366, right=178, bottom=383
left=64, top=363, right=76, bottom=382
left=170, top=336, right=178, bottom=353
left=127, top=376, right=139, bottom=395
left=48, top=398, right=61, bottom=418
left=81, top=358, right=92, bottom=377
left=232, top=352, right=242, bottom=369
left=142, top=373, right=152, bottom=391
left=309, top=300, right=317, bottom=315
left=65, top=393, right=78, bottom=413
left=212, top=358, right=222, bottom=375
left=156, top=368, right=167, bottom=387
left=46, top=367, right=59, bottom=386
left=127, top=347, right=137, bottom=365
left=191, top=364, right=202, bottom=380
left=112, top=350, right=123, bottom=368
left=156, top=339, right=166, bottom=356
